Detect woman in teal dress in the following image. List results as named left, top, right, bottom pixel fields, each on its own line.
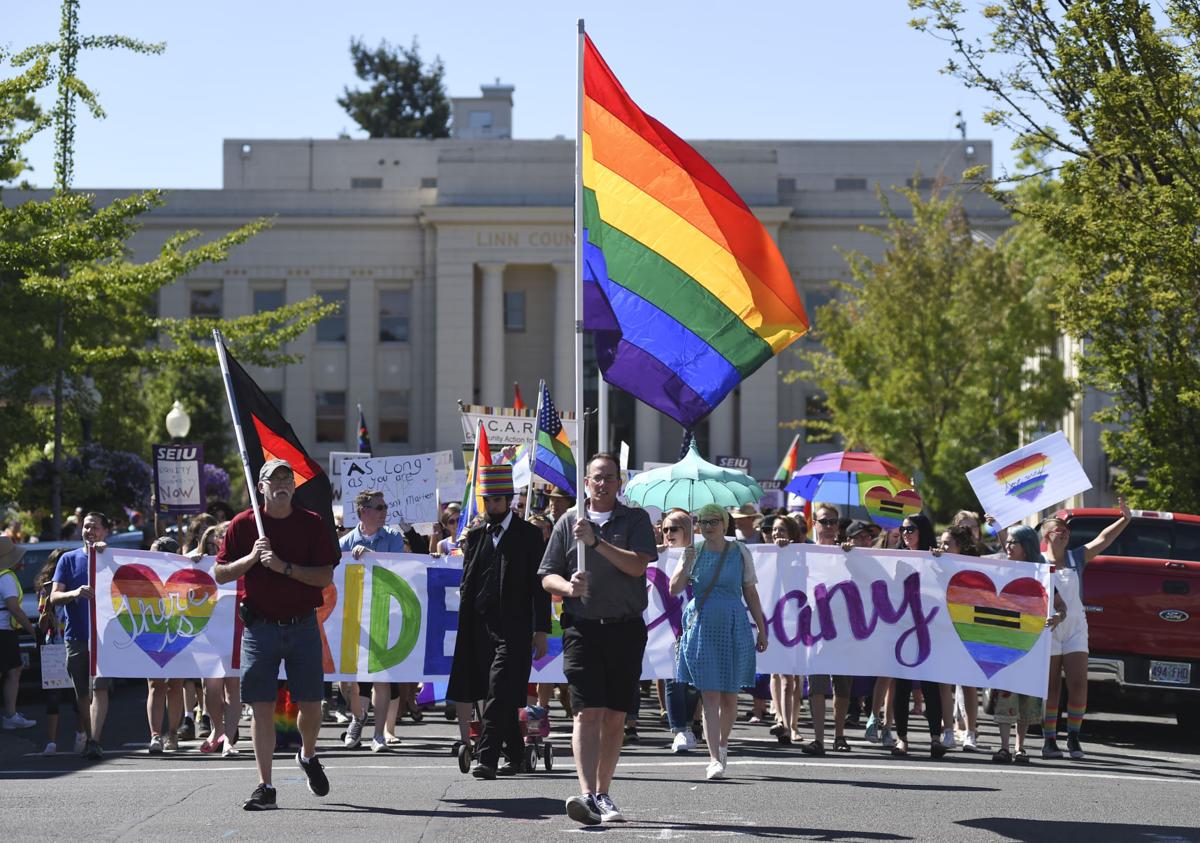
left=670, top=503, right=769, bottom=780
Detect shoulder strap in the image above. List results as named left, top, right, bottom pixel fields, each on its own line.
left=693, top=543, right=733, bottom=615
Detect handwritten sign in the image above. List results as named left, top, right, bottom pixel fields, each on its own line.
left=329, top=451, right=370, bottom=517
left=152, top=443, right=205, bottom=515
left=966, top=431, right=1092, bottom=527
left=340, top=452, right=452, bottom=528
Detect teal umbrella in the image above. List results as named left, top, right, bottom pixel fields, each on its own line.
left=623, top=441, right=763, bottom=511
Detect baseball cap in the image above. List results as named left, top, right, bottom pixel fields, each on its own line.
left=845, top=519, right=878, bottom=539
left=258, top=459, right=294, bottom=483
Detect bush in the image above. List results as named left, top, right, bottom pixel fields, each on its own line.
left=21, top=443, right=153, bottom=516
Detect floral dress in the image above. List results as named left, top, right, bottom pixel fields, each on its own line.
left=676, top=541, right=756, bottom=693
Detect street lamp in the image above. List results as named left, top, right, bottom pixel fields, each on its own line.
left=165, top=400, right=191, bottom=439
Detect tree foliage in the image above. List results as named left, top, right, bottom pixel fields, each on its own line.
left=338, top=37, right=450, bottom=138
left=911, top=0, right=1200, bottom=511
left=789, top=185, right=1073, bottom=522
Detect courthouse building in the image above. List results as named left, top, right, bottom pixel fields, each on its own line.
left=36, top=83, right=1112, bottom=503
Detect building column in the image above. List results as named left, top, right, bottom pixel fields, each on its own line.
left=552, top=261, right=574, bottom=410
left=284, top=277, right=314, bottom=446
left=478, top=261, right=506, bottom=407
left=434, top=258, right=475, bottom=454
left=738, top=356, right=779, bottom=479
left=635, top=399, right=660, bottom=468
left=709, top=395, right=736, bottom=458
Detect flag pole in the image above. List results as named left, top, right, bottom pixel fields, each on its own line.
left=574, top=17, right=588, bottom=573
left=213, top=329, right=265, bottom=538
left=524, top=380, right=544, bottom=519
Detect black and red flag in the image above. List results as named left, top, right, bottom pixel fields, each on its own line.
left=221, top=341, right=339, bottom=557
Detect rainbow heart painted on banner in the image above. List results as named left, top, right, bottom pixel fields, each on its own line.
left=110, top=564, right=218, bottom=667
left=946, top=570, right=1047, bottom=678
left=863, top=486, right=923, bottom=529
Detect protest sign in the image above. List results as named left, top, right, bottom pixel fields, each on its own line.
left=91, top=544, right=1051, bottom=695
left=340, top=451, right=452, bottom=528
left=329, top=451, right=369, bottom=518
left=966, top=431, right=1092, bottom=527
left=40, top=644, right=72, bottom=689
left=152, top=443, right=205, bottom=515
left=460, top=405, right=578, bottom=447
left=716, top=455, right=751, bottom=472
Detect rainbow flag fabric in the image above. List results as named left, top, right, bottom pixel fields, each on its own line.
left=533, top=382, right=576, bottom=495
left=457, top=422, right=493, bottom=540
left=775, top=435, right=800, bottom=482
left=581, top=35, right=809, bottom=428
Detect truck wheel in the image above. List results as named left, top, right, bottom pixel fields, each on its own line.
left=1177, top=708, right=1200, bottom=739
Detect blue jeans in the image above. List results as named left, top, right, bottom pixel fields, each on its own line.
left=665, top=678, right=699, bottom=733
left=240, top=612, right=324, bottom=703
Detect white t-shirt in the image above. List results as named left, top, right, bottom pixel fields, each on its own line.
left=0, top=571, right=18, bottom=628
left=587, top=507, right=614, bottom=527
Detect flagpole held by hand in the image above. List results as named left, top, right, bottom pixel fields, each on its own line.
left=213, top=329, right=266, bottom=538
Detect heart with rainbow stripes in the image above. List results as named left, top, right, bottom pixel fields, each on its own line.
left=863, top=486, right=923, bottom=529
left=110, top=564, right=218, bottom=667
left=946, top=570, right=1047, bottom=678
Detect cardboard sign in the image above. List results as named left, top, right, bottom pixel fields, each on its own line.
left=966, top=431, right=1092, bottom=527
left=329, top=451, right=370, bottom=517
left=152, top=443, right=205, bottom=515
left=341, top=452, right=452, bottom=528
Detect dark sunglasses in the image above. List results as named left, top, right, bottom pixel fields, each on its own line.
left=662, top=525, right=685, bottom=534
left=362, top=503, right=388, bottom=512
left=816, top=517, right=838, bottom=527
left=899, top=524, right=918, bottom=533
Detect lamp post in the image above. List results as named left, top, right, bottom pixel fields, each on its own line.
left=165, top=400, right=191, bottom=440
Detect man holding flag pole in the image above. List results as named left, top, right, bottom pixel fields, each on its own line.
left=211, top=330, right=340, bottom=812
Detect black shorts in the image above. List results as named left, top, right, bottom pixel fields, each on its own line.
left=0, top=630, right=20, bottom=673
left=562, top=616, right=647, bottom=715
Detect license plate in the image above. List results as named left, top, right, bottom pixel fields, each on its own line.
left=1149, top=660, right=1192, bottom=685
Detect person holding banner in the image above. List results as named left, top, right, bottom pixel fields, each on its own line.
left=804, top=505, right=854, bottom=755
left=447, top=463, right=551, bottom=780
left=215, top=459, right=339, bottom=811
left=1, top=537, right=38, bottom=731
left=539, top=453, right=658, bottom=826
left=671, top=504, right=769, bottom=780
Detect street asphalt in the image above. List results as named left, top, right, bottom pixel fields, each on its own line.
left=2, top=682, right=1198, bottom=842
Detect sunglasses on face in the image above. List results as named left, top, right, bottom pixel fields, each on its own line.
left=363, top=503, right=387, bottom=512
left=662, top=525, right=685, bottom=534
left=900, top=525, right=918, bottom=534
left=697, top=518, right=723, bottom=528
left=816, top=518, right=838, bottom=527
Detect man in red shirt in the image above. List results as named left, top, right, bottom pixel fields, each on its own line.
left=215, top=459, right=339, bottom=811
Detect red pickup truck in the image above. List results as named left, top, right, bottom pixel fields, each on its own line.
left=1055, top=508, right=1200, bottom=736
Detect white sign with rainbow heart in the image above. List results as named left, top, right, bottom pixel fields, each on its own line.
left=965, top=431, right=1093, bottom=528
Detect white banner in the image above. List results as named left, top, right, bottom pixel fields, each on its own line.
left=966, top=431, right=1093, bottom=527
left=90, top=545, right=1053, bottom=695
left=340, top=451, right=454, bottom=528
left=461, top=409, right=578, bottom=448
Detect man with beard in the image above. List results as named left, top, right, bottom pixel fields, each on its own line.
left=448, top=463, right=551, bottom=779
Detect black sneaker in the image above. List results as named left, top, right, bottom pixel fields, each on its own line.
left=497, top=759, right=520, bottom=777
left=242, top=783, right=278, bottom=811
left=1067, top=733, right=1085, bottom=759
left=176, top=716, right=195, bottom=742
left=83, top=739, right=104, bottom=761
left=197, top=714, right=212, bottom=739
left=565, top=794, right=602, bottom=825
left=472, top=763, right=497, bottom=779
left=297, top=752, right=330, bottom=797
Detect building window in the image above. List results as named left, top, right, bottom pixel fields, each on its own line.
left=803, top=395, right=833, bottom=444
left=468, top=110, right=493, bottom=130
left=420, top=177, right=438, bottom=189
left=504, top=291, right=526, bottom=332
left=253, top=288, right=284, bottom=314
left=379, top=289, right=411, bottom=343
left=316, top=289, right=347, bottom=343
left=906, top=177, right=936, bottom=190
left=263, top=390, right=285, bottom=415
left=834, top=178, right=867, bottom=192
left=190, top=286, right=222, bottom=318
left=315, top=391, right=345, bottom=443
left=351, top=177, right=383, bottom=189
left=378, top=390, right=409, bottom=444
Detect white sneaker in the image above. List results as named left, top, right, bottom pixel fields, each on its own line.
left=671, top=731, right=693, bottom=753
left=962, top=730, right=978, bottom=752
left=147, top=734, right=164, bottom=755
left=73, top=732, right=86, bottom=754
left=370, top=736, right=389, bottom=753
left=344, top=716, right=364, bottom=749
left=42, top=742, right=57, bottom=756
left=705, top=760, right=726, bottom=780
left=2, top=712, right=36, bottom=730
left=221, top=737, right=240, bottom=757
left=941, top=728, right=956, bottom=749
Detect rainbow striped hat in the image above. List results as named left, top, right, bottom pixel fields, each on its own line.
left=477, top=464, right=515, bottom=497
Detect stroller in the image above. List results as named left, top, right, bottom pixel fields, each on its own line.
left=454, top=704, right=554, bottom=773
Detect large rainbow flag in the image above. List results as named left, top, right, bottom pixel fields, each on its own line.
left=581, top=34, right=809, bottom=428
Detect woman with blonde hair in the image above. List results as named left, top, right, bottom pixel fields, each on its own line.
left=670, top=504, right=769, bottom=779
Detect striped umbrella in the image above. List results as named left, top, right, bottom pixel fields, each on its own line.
left=784, top=451, right=921, bottom=528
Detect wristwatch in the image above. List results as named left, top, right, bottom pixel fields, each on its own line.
left=283, top=562, right=293, bottom=578
left=590, top=534, right=601, bottom=549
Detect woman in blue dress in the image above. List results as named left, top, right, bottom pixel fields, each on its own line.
left=670, top=503, right=769, bottom=780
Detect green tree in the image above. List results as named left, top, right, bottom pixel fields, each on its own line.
left=787, top=184, right=1073, bottom=522
left=911, top=0, right=1200, bottom=511
left=338, top=37, right=450, bottom=138
left=0, top=1, right=337, bottom=529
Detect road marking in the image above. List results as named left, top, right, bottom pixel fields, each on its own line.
left=4, top=756, right=1196, bottom=786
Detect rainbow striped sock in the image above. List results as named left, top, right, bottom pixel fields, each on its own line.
left=1066, top=705, right=1085, bottom=733
left=1043, top=712, right=1058, bottom=738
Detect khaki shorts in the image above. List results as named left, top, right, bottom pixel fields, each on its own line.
left=807, top=674, right=852, bottom=697
left=65, top=639, right=112, bottom=700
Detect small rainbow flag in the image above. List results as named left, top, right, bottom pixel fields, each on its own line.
left=581, top=34, right=809, bottom=428
left=457, top=421, right=493, bottom=540
left=775, top=434, right=800, bottom=482
left=947, top=571, right=1047, bottom=678
left=994, top=452, right=1051, bottom=502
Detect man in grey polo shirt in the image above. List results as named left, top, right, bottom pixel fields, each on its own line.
left=539, top=452, right=657, bottom=826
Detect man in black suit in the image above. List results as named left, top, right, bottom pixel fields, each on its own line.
left=448, top=463, right=551, bottom=778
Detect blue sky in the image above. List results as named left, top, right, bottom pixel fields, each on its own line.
left=4, top=0, right=1017, bottom=189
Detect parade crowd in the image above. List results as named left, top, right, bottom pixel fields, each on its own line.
left=0, top=453, right=1133, bottom=826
